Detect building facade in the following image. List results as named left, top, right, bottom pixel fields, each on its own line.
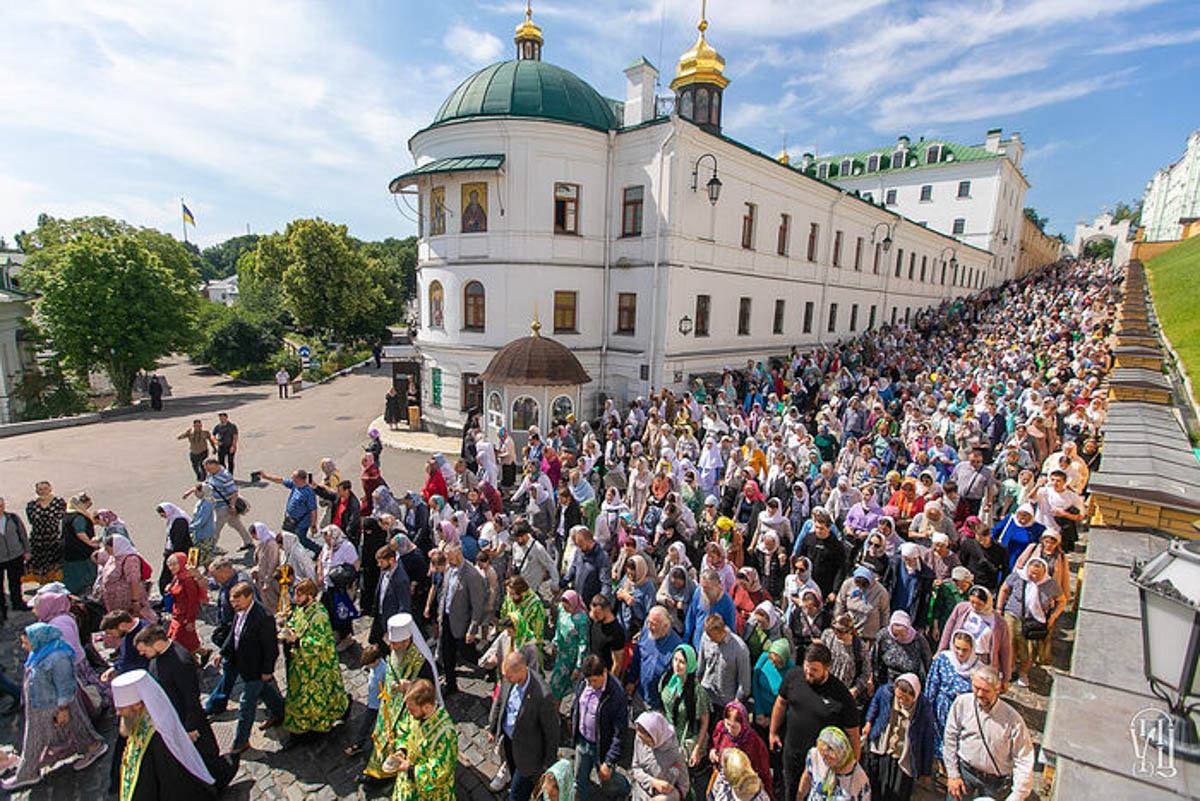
left=390, top=7, right=998, bottom=435
left=1141, top=129, right=1200, bottom=242
left=823, top=130, right=1028, bottom=281
left=1016, top=216, right=1062, bottom=278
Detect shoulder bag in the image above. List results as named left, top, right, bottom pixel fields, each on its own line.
left=966, top=698, right=1015, bottom=798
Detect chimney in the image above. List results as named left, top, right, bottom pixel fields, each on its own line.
left=897, top=135, right=910, bottom=149
left=801, top=152, right=814, bottom=170
left=1001, top=131, right=1024, bottom=169
left=985, top=128, right=1002, bottom=153
left=624, top=57, right=658, bottom=127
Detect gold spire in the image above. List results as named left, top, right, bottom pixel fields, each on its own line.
left=778, top=132, right=790, bottom=164
left=670, top=0, right=729, bottom=91
left=531, top=303, right=542, bottom=337
left=515, top=0, right=543, bottom=46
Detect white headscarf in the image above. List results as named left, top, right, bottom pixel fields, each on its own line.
left=252, top=521, right=275, bottom=544
left=112, top=670, right=214, bottom=785
left=156, top=503, right=191, bottom=526
left=279, top=532, right=317, bottom=581
left=387, top=613, right=443, bottom=706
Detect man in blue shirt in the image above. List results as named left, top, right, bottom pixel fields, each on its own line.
left=487, top=651, right=558, bottom=801
left=260, top=468, right=320, bottom=554
left=203, top=458, right=254, bottom=550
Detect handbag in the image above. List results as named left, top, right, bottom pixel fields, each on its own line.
left=965, top=698, right=1015, bottom=797
left=330, top=588, right=361, bottom=626
left=1021, top=615, right=1048, bottom=641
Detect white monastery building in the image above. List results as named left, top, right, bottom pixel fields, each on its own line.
left=821, top=130, right=1028, bottom=280
left=1141, top=129, right=1200, bottom=242
left=390, top=6, right=1001, bottom=435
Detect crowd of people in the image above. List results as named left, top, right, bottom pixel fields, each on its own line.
left=0, top=259, right=1118, bottom=800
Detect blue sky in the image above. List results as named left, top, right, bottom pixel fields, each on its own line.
left=1, top=0, right=1197, bottom=248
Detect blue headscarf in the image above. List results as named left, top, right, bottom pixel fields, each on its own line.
left=25, top=622, right=75, bottom=671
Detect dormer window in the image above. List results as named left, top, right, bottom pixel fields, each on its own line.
left=840, top=159, right=852, bottom=175
left=926, top=144, right=943, bottom=163
left=867, top=155, right=879, bottom=172
left=893, top=150, right=906, bottom=168
left=817, top=163, right=829, bottom=180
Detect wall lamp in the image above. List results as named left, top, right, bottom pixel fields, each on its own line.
left=691, top=154, right=722, bottom=206
left=871, top=222, right=894, bottom=252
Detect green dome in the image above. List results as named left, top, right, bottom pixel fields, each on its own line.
left=432, top=60, right=617, bottom=133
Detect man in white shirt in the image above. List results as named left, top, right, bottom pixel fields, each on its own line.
left=1032, top=470, right=1083, bottom=537
left=944, top=665, right=1034, bottom=801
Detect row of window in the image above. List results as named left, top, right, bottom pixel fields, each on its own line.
left=720, top=296, right=874, bottom=337
left=877, top=181, right=971, bottom=206
left=427, top=280, right=638, bottom=336
left=816, top=144, right=955, bottom=179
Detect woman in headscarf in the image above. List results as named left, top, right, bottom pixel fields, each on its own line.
left=2, top=623, right=107, bottom=790
left=709, top=700, right=772, bottom=797
left=279, top=529, right=318, bottom=583
left=534, top=758, right=575, bottom=801
left=798, top=726, right=871, bottom=801
left=99, top=534, right=154, bottom=622
left=279, top=577, right=349, bottom=734
left=250, top=522, right=281, bottom=613
left=548, top=590, right=589, bottom=699
left=709, top=747, right=770, bottom=801
left=997, top=555, right=1065, bottom=687
left=94, top=508, right=129, bottom=539
left=886, top=477, right=925, bottom=522
left=701, top=541, right=737, bottom=596
left=659, top=643, right=711, bottom=800
left=742, top=600, right=784, bottom=665
left=731, top=567, right=766, bottom=635
left=155, top=503, right=192, bottom=597
left=32, top=590, right=107, bottom=707
left=752, top=529, right=789, bottom=601
left=872, top=611, right=932, bottom=688
left=657, top=563, right=698, bottom=636
left=371, top=485, right=403, bottom=522
left=937, top=585, right=1012, bottom=684
left=751, top=637, right=792, bottom=784
left=992, top=503, right=1045, bottom=571
left=1014, top=528, right=1072, bottom=605
left=60, top=493, right=99, bottom=596
left=499, top=575, right=547, bottom=657
left=421, top=459, right=449, bottom=503
left=25, top=481, right=66, bottom=583
left=859, top=531, right=890, bottom=577
left=316, top=524, right=360, bottom=650
left=924, top=630, right=979, bottom=761
left=862, top=673, right=935, bottom=801
left=631, top=710, right=690, bottom=801
left=820, top=614, right=874, bottom=713
left=359, top=454, right=385, bottom=517
left=164, top=552, right=204, bottom=655
left=787, top=588, right=831, bottom=656
left=731, top=481, right=766, bottom=565
left=187, top=483, right=217, bottom=567
left=616, top=554, right=656, bottom=637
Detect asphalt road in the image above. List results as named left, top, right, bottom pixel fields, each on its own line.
left=0, top=357, right=431, bottom=553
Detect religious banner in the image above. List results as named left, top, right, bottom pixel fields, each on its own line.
left=461, top=182, right=488, bottom=233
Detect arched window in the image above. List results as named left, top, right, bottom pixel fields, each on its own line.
left=710, top=91, right=720, bottom=125
left=487, top=391, right=504, bottom=430
left=463, top=281, right=485, bottom=331
left=552, top=395, right=573, bottom=423
left=428, top=280, right=444, bottom=329
left=511, top=396, right=539, bottom=431
left=680, top=90, right=693, bottom=120
left=695, top=88, right=709, bottom=125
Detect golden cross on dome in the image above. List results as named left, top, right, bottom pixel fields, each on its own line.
left=699, top=0, right=708, bottom=32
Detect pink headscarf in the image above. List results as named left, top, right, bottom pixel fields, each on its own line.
left=889, top=610, right=917, bottom=645
left=35, top=591, right=84, bottom=662
left=560, top=590, right=586, bottom=615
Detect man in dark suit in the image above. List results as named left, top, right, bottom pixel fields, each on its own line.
left=369, top=545, right=412, bottom=645
left=211, top=582, right=284, bottom=753
left=487, top=651, right=559, bottom=801
left=434, top=543, right=485, bottom=695
left=135, top=625, right=237, bottom=789
left=570, top=654, right=629, bottom=799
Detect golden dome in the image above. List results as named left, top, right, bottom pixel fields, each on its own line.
left=670, top=4, right=729, bottom=91
left=515, top=1, right=543, bottom=45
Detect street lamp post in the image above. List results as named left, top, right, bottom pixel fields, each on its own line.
left=1130, top=539, right=1200, bottom=762
left=871, top=221, right=894, bottom=253
left=691, top=154, right=722, bottom=206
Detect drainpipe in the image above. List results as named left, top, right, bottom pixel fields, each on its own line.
left=646, top=122, right=677, bottom=395
left=816, top=189, right=849, bottom=345
left=599, top=129, right=616, bottom=407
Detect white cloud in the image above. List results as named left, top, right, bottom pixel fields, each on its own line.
left=443, top=24, right=504, bottom=65
left=1091, top=27, right=1200, bottom=54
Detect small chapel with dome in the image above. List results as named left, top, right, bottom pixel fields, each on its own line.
left=389, top=3, right=998, bottom=436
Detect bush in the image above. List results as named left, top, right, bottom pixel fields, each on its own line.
left=13, top=364, right=94, bottom=421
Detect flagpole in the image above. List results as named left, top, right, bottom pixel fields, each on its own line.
left=181, top=197, right=187, bottom=244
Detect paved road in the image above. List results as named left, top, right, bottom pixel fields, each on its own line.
left=0, top=356, right=430, bottom=554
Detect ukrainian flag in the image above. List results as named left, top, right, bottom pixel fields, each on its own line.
left=182, top=202, right=196, bottom=226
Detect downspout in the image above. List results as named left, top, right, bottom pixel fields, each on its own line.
left=816, top=189, right=848, bottom=345
left=646, top=122, right=677, bottom=394
left=599, top=129, right=616, bottom=406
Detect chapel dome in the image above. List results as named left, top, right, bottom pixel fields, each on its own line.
left=480, top=321, right=592, bottom=386
left=430, top=60, right=617, bottom=133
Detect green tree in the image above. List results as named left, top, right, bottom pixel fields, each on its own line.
left=356, top=235, right=417, bottom=305
left=1023, top=207, right=1048, bottom=233
left=1113, top=199, right=1142, bottom=228
left=255, top=218, right=400, bottom=341
left=1083, top=237, right=1115, bottom=261
left=37, top=234, right=197, bottom=405
left=201, top=234, right=259, bottom=280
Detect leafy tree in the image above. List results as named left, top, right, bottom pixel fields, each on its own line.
left=36, top=234, right=197, bottom=405
left=202, top=314, right=283, bottom=373
left=1113, top=199, right=1142, bottom=228
left=200, top=234, right=259, bottom=281
left=16, top=214, right=198, bottom=287
left=255, top=218, right=400, bottom=342
left=356, top=236, right=417, bottom=304
left=1023, top=207, right=1048, bottom=233
left=1083, top=237, right=1115, bottom=260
